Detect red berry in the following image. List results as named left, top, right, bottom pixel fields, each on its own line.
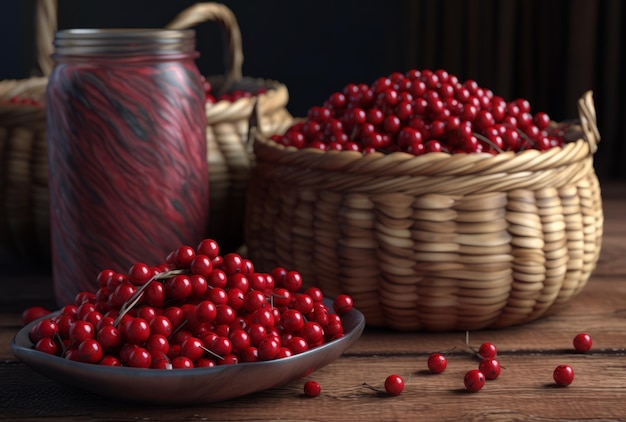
left=77, top=338, right=104, bottom=364
left=384, top=374, right=404, bottom=395
left=286, top=336, right=309, bottom=355
left=96, top=325, right=122, bottom=352
left=280, top=309, right=305, bottom=333
left=127, top=262, right=152, bottom=285
left=149, top=315, right=173, bottom=337
left=427, top=352, right=447, bottom=374
left=99, top=355, right=122, bottom=366
left=196, top=300, right=217, bottom=323
left=124, top=317, right=150, bottom=345
left=190, top=254, right=213, bottom=277
left=171, top=355, right=194, bottom=369
left=553, top=364, right=574, bottom=386
left=478, top=357, right=501, bottom=380
left=69, top=320, right=95, bottom=344
left=332, top=294, right=353, bottom=315
left=464, top=369, right=485, bottom=392
left=22, top=306, right=50, bottom=325
left=146, top=333, right=169, bottom=356
left=303, top=380, right=321, bottom=397
left=196, top=238, right=219, bottom=259
left=31, top=319, right=59, bottom=343
left=181, top=337, right=205, bottom=362
left=229, top=329, right=251, bottom=354
left=282, top=271, right=303, bottom=292
left=165, top=274, right=193, bottom=300
left=221, top=253, right=245, bottom=276
left=258, top=337, right=280, bottom=361
left=35, top=337, right=59, bottom=355
left=478, top=342, right=497, bottom=359
left=573, top=333, right=592, bottom=353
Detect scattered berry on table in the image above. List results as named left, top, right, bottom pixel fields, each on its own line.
left=427, top=352, right=448, bottom=374
left=303, top=380, right=321, bottom=397
left=478, top=357, right=501, bottom=380
left=553, top=364, right=574, bottom=386
left=384, top=374, right=405, bottom=395
left=573, top=333, right=592, bottom=353
left=464, top=369, right=485, bottom=392
left=478, top=342, right=497, bottom=359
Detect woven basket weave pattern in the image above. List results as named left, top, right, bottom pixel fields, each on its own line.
left=0, top=78, right=49, bottom=259
left=245, top=92, right=603, bottom=331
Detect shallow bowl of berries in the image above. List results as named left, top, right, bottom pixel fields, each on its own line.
left=12, top=299, right=365, bottom=405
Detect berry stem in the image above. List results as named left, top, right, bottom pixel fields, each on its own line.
left=200, top=344, right=224, bottom=361
left=473, top=132, right=504, bottom=153
left=113, top=269, right=187, bottom=327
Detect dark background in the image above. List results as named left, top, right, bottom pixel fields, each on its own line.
left=1, top=0, right=625, bottom=181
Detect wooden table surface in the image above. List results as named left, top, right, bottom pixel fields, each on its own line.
left=1, top=182, right=625, bottom=421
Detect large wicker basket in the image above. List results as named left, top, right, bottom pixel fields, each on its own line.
left=0, top=1, right=293, bottom=261
left=245, top=91, right=603, bottom=331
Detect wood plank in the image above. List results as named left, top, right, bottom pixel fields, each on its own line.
left=3, top=352, right=626, bottom=421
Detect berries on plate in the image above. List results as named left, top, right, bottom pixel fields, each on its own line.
left=24, top=239, right=354, bottom=370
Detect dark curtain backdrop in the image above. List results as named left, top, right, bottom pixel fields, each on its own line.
left=1, top=0, right=624, bottom=181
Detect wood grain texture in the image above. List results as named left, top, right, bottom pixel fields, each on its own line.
left=1, top=181, right=625, bottom=421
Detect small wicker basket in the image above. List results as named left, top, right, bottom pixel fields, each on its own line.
left=0, top=1, right=293, bottom=261
left=245, top=91, right=603, bottom=331
left=0, top=0, right=54, bottom=261
left=166, top=2, right=294, bottom=252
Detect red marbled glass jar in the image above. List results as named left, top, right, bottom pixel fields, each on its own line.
left=47, top=29, right=208, bottom=305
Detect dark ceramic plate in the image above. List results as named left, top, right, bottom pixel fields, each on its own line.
left=12, top=299, right=365, bottom=405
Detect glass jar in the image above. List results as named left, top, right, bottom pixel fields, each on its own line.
left=47, top=29, right=209, bottom=306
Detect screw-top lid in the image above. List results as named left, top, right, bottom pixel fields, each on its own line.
left=53, top=28, right=197, bottom=56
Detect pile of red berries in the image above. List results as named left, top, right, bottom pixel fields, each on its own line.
left=201, top=77, right=268, bottom=104
left=1, top=95, right=44, bottom=107
left=26, top=238, right=353, bottom=369
left=271, top=68, right=568, bottom=155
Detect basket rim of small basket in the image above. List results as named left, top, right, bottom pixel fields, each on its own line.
left=166, top=2, right=290, bottom=125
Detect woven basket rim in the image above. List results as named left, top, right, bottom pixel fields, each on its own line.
left=253, top=91, right=599, bottom=179
left=254, top=128, right=592, bottom=176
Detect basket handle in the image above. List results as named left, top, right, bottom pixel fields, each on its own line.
left=35, top=0, right=58, bottom=76
left=165, top=2, right=244, bottom=92
left=578, top=90, right=600, bottom=154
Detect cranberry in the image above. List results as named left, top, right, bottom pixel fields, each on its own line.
left=21, top=306, right=50, bottom=325
left=427, top=352, right=447, bottom=374
left=332, top=294, right=353, bottom=315
left=553, top=364, right=574, bottom=386
left=304, top=380, right=321, bottom=397
left=464, top=369, right=485, bottom=392
left=573, top=333, right=593, bottom=353
left=384, top=374, right=404, bottom=395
